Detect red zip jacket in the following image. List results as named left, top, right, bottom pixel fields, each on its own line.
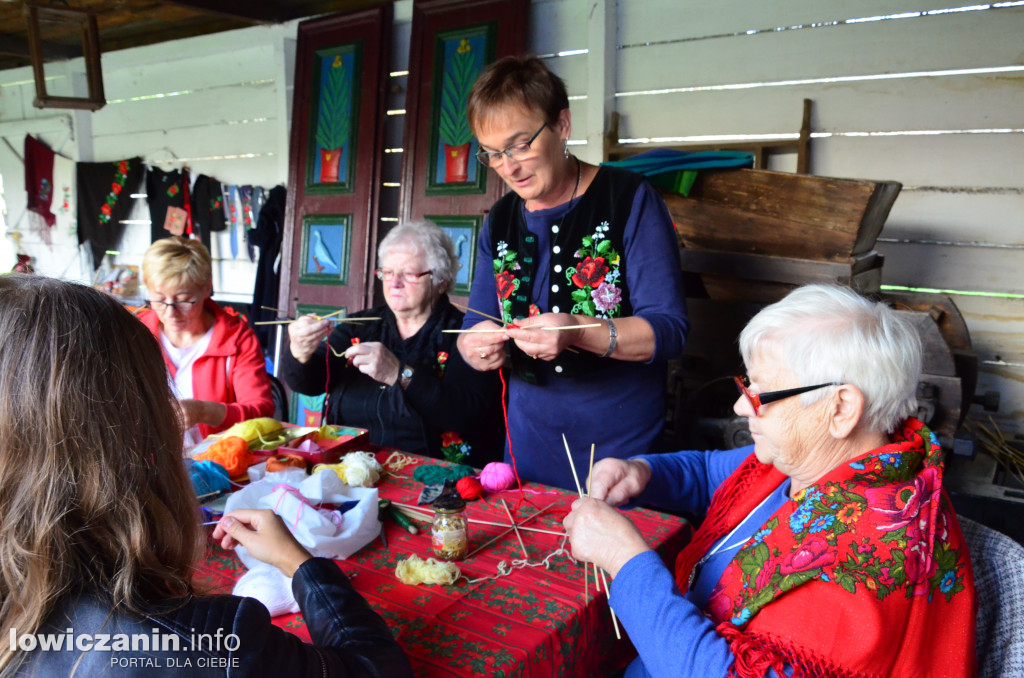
left=139, top=298, right=274, bottom=438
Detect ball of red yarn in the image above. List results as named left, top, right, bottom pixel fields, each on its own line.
left=479, top=462, right=516, bottom=492
left=456, top=476, right=484, bottom=500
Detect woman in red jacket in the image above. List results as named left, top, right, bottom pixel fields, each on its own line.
left=141, top=236, right=273, bottom=444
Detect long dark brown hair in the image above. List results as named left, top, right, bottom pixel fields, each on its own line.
left=0, top=275, right=202, bottom=674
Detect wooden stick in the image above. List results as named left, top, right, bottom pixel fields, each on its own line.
left=253, top=319, right=296, bottom=325
left=599, top=568, right=622, bottom=640
left=260, top=305, right=289, bottom=313
left=541, top=323, right=602, bottom=331
left=317, top=308, right=346, bottom=320
left=464, top=502, right=557, bottom=559
left=390, top=502, right=566, bottom=537
left=587, top=443, right=596, bottom=497
left=254, top=316, right=381, bottom=326
left=441, top=328, right=509, bottom=334
left=562, top=433, right=584, bottom=497
left=450, top=301, right=508, bottom=326
left=500, top=499, right=529, bottom=559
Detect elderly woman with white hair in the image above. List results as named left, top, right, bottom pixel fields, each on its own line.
left=564, top=284, right=976, bottom=678
left=281, top=221, right=503, bottom=463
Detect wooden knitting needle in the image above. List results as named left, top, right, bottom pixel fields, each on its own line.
left=464, top=502, right=557, bottom=559
left=450, top=301, right=511, bottom=326
left=500, top=498, right=530, bottom=559
left=442, top=324, right=602, bottom=334
left=564, top=435, right=621, bottom=640
left=254, top=317, right=381, bottom=326
left=390, top=502, right=567, bottom=537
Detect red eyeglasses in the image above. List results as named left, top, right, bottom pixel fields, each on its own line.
left=733, top=375, right=841, bottom=416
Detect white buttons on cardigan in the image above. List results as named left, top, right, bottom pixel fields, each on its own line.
left=552, top=305, right=560, bottom=313
left=554, top=265, right=562, bottom=273
left=554, top=365, right=564, bottom=373
left=551, top=224, right=559, bottom=234
left=552, top=245, right=561, bottom=254
left=551, top=284, right=559, bottom=293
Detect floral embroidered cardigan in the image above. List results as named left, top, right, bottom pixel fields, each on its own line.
left=611, top=419, right=976, bottom=678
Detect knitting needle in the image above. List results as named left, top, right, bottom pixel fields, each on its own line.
left=464, top=502, right=557, bottom=559
left=451, top=301, right=516, bottom=327
left=390, top=502, right=567, bottom=537
left=562, top=433, right=584, bottom=497
left=500, top=498, right=530, bottom=559
left=442, top=324, right=602, bottom=334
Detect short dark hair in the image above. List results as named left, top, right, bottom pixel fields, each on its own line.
left=467, top=55, right=569, bottom=134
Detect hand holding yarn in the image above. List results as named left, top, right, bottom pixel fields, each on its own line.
left=213, top=509, right=312, bottom=578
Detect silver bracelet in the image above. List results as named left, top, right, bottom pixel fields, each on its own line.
left=601, top=317, right=618, bottom=358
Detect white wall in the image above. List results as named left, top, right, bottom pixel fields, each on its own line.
left=0, top=22, right=299, bottom=301
left=2, top=0, right=1023, bottom=435
left=530, top=0, right=1024, bottom=435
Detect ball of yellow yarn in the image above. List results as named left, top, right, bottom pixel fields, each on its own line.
left=395, top=555, right=461, bottom=586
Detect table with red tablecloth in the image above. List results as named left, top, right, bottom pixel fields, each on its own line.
left=193, top=452, right=690, bottom=678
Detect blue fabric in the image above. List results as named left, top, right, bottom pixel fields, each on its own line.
left=602, top=148, right=754, bottom=175
left=464, top=178, right=689, bottom=491
left=611, top=447, right=791, bottom=678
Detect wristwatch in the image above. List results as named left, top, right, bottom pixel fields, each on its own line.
left=399, top=364, right=414, bottom=389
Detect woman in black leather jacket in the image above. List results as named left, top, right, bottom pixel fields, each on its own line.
left=0, top=275, right=412, bottom=678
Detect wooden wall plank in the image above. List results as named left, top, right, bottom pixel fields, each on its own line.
left=809, top=135, right=1024, bottom=189
left=877, top=241, right=1024, bottom=294
left=616, top=0, right=1007, bottom=45
left=617, top=9, right=1024, bottom=93
left=91, top=82, right=280, bottom=137
left=612, top=72, right=1024, bottom=139
left=884, top=192, right=1024, bottom=245
left=529, top=0, right=586, bottom=54
left=101, top=45, right=278, bottom=100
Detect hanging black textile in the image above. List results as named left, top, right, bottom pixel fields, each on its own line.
left=247, top=185, right=286, bottom=348
left=76, top=158, right=144, bottom=270
left=146, top=166, right=190, bottom=243
left=190, top=174, right=226, bottom=251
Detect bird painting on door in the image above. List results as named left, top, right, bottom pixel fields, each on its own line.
left=305, top=223, right=345, bottom=277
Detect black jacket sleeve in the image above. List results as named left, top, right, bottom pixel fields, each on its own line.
left=247, top=558, right=413, bottom=678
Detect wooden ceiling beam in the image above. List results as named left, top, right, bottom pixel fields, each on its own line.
left=158, top=0, right=300, bottom=24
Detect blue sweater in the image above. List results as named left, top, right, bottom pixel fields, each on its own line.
left=464, top=178, right=690, bottom=490
left=611, top=447, right=791, bottom=678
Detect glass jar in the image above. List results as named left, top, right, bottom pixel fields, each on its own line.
left=431, top=494, right=468, bottom=561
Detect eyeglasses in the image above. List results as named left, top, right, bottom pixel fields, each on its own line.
left=375, top=269, right=431, bottom=283
left=147, top=298, right=199, bottom=313
left=733, top=375, right=841, bottom=416
left=475, top=123, right=547, bottom=167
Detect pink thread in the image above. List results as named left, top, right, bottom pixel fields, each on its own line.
left=272, top=484, right=317, bottom=529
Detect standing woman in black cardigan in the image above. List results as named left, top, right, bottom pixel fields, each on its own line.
left=282, top=220, right=503, bottom=465
left=0, top=275, right=411, bottom=678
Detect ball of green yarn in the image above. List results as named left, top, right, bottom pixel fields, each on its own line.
left=413, top=464, right=476, bottom=485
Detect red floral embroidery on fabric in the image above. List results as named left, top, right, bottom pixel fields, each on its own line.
left=496, top=271, right=516, bottom=299
left=570, top=256, right=609, bottom=289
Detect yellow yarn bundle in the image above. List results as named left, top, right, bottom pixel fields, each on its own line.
left=313, top=451, right=383, bottom=487
left=395, top=555, right=462, bottom=586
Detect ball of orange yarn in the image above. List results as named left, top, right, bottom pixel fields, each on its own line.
left=266, top=452, right=308, bottom=473
left=194, top=435, right=252, bottom=478
left=456, top=476, right=484, bottom=500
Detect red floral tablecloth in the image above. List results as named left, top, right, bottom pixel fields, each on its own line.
left=193, top=452, right=690, bottom=678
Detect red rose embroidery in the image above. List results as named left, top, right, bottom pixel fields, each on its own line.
left=111, top=183, right=122, bottom=195
left=118, top=160, right=128, bottom=172
left=495, top=271, right=516, bottom=299
left=101, top=203, right=112, bottom=216
left=571, top=256, right=609, bottom=288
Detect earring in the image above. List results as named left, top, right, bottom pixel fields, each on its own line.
left=563, top=140, right=569, bottom=158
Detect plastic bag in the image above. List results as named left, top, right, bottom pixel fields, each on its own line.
left=224, top=470, right=378, bottom=568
